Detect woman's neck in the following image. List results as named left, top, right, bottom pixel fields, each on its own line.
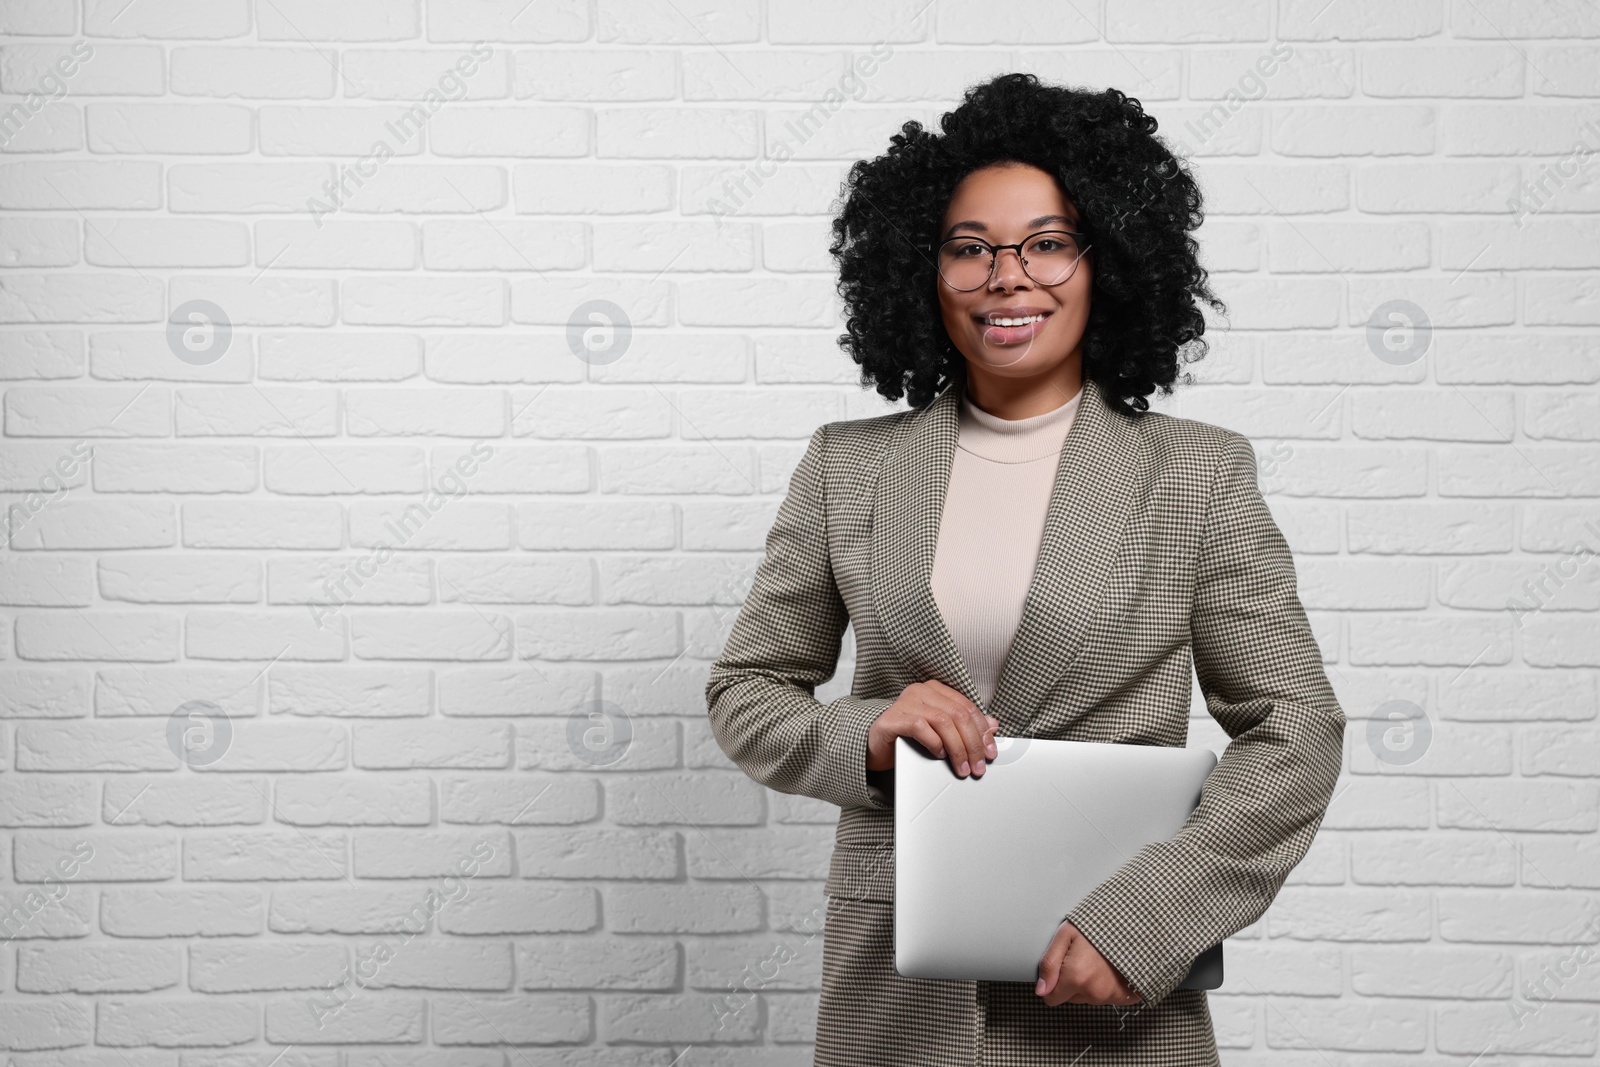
left=961, top=361, right=1084, bottom=420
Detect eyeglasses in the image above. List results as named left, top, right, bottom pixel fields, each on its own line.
left=930, top=229, right=1091, bottom=292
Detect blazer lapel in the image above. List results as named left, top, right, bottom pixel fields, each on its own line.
left=867, top=375, right=1149, bottom=733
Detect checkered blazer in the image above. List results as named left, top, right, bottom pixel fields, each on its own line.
left=705, top=375, right=1347, bottom=1065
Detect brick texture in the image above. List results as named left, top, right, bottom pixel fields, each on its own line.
left=1, top=2, right=1598, bottom=1063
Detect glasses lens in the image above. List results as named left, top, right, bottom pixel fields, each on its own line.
left=1018, top=231, right=1082, bottom=286
left=937, top=232, right=1084, bottom=291
left=938, top=239, right=995, bottom=292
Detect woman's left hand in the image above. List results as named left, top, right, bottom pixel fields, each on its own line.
left=1035, top=921, right=1142, bottom=1007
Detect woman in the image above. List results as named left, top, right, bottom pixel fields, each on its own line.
left=705, top=73, right=1346, bottom=1066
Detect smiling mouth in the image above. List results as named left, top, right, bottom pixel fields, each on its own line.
left=971, top=309, right=1052, bottom=351
left=975, top=311, right=1052, bottom=326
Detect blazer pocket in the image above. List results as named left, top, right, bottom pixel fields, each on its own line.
left=824, top=842, right=895, bottom=904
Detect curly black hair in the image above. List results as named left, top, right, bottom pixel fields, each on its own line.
left=828, top=72, right=1226, bottom=417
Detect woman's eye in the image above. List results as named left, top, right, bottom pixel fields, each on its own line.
left=1033, top=237, right=1077, bottom=253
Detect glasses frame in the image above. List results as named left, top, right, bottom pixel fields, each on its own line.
left=930, top=229, right=1092, bottom=292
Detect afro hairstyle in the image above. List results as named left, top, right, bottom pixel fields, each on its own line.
left=828, top=71, right=1227, bottom=417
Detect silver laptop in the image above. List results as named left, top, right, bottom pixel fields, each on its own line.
left=894, top=734, right=1224, bottom=990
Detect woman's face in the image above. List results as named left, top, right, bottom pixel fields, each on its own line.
left=935, top=162, right=1093, bottom=385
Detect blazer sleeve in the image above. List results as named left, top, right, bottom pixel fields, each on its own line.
left=704, top=423, right=898, bottom=811
left=1063, top=430, right=1347, bottom=1006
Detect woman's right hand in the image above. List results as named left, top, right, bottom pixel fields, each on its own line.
left=866, top=679, right=1000, bottom=778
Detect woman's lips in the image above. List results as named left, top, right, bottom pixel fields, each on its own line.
left=978, top=313, right=1050, bottom=345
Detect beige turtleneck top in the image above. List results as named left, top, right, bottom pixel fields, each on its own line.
left=930, top=382, right=1082, bottom=710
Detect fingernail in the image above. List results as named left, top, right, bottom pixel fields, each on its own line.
left=958, top=761, right=969, bottom=776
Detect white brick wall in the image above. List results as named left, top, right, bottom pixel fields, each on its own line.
left=1, top=1, right=1597, bottom=1063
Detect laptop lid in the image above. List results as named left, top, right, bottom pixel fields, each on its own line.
left=893, top=734, right=1224, bottom=990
